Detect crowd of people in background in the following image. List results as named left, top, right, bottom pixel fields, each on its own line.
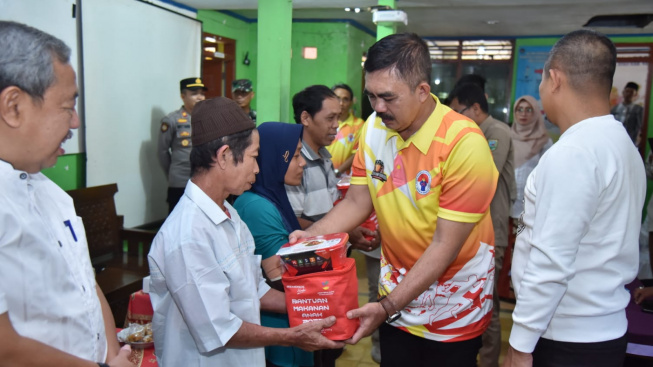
left=1, top=18, right=652, bottom=367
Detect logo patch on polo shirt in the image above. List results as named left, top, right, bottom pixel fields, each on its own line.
left=415, top=170, right=431, bottom=195
left=488, top=139, right=498, bottom=151
left=347, top=133, right=355, bottom=143
left=371, top=159, right=387, bottom=182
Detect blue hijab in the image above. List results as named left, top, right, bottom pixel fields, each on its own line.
left=250, top=122, right=303, bottom=233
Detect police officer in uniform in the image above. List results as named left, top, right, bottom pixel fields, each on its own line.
left=232, top=79, right=256, bottom=122
left=157, top=77, right=206, bottom=213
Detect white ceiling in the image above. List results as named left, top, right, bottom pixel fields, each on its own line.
left=174, top=0, right=653, bottom=37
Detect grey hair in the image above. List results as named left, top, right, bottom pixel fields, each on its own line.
left=0, top=21, right=71, bottom=101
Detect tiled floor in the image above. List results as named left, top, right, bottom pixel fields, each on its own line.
left=337, top=251, right=514, bottom=367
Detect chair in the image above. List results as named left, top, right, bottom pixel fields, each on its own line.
left=67, top=183, right=157, bottom=326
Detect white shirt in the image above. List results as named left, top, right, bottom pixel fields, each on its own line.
left=509, top=115, right=646, bottom=353
left=0, top=160, right=107, bottom=362
left=148, top=181, right=271, bottom=367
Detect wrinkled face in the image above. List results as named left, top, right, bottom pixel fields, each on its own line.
left=233, top=90, right=254, bottom=109
left=227, top=129, right=260, bottom=195
left=181, top=89, right=206, bottom=112
left=334, top=88, right=353, bottom=121
left=284, top=139, right=306, bottom=186
left=364, top=68, right=421, bottom=136
left=514, top=100, right=534, bottom=125
left=22, top=60, right=79, bottom=173
left=302, top=97, right=340, bottom=148
left=622, top=87, right=637, bottom=104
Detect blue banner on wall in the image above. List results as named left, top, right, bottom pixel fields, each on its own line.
left=514, top=45, right=551, bottom=101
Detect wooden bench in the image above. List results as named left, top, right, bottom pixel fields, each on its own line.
left=67, top=183, right=157, bottom=326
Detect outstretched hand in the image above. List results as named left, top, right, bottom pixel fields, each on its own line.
left=344, top=302, right=386, bottom=345
left=634, top=286, right=653, bottom=304
left=290, top=316, right=346, bottom=351
left=108, top=344, right=136, bottom=367
left=288, top=230, right=311, bottom=245
left=348, top=227, right=380, bottom=252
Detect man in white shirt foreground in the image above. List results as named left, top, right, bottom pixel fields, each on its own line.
left=504, top=29, right=646, bottom=367
left=0, top=21, right=134, bottom=367
left=148, top=97, right=344, bottom=366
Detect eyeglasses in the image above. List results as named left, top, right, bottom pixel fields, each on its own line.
left=515, top=107, right=534, bottom=114
left=456, top=106, right=471, bottom=114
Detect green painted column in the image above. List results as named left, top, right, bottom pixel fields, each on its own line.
left=376, top=0, right=396, bottom=41
left=257, top=0, right=292, bottom=124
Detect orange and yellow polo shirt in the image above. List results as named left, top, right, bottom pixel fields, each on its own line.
left=350, top=95, right=498, bottom=342
left=326, top=112, right=365, bottom=170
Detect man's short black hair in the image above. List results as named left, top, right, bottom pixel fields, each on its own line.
left=332, top=83, right=354, bottom=99
left=190, top=128, right=254, bottom=176
left=454, top=74, right=486, bottom=92
left=364, top=33, right=431, bottom=90
left=625, top=81, right=639, bottom=91
left=449, top=83, right=489, bottom=113
left=544, top=29, right=616, bottom=97
left=292, top=85, right=337, bottom=124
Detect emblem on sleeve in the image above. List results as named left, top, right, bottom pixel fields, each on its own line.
left=371, top=160, right=387, bottom=182
left=416, top=170, right=431, bottom=195
left=347, top=133, right=355, bottom=143
left=160, top=122, right=169, bottom=132
left=488, top=139, right=498, bottom=151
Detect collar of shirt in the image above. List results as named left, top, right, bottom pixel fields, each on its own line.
left=377, top=94, right=446, bottom=155
left=340, top=112, right=356, bottom=127
left=0, top=158, right=44, bottom=196
left=184, top=180, right=232, bottom=225
left=301, top=141, right=333, bottom=162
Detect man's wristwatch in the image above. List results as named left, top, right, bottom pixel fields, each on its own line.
left=378, top=295, right=401, bottom=324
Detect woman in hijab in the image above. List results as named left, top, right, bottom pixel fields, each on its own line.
left=510, top=95, right=553, bottom=219
left=233, top=122, right=312, bottom=367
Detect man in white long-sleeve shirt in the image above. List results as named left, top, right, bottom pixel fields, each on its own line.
left=504, top=29, right=646, bottom=367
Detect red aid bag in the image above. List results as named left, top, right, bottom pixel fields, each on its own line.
left=282, top=258, right=360, bottom=340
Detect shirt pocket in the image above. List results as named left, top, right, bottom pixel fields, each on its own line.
left=176, top=124, right=192, bottom=139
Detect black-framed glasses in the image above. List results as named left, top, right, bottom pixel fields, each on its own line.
left=456, top=106, right=471, bottom=114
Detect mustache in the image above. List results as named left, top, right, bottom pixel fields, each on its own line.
left=377, top=112, right=394, bottom=121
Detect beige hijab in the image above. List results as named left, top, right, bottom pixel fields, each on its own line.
left=511, top=95, right=551, bottom=167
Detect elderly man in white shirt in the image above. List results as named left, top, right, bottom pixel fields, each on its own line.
left=148, top=97, right=344, bottom=366
left=0, top=21, right=133, bottom=367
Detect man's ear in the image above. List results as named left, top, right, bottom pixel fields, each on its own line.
left=472, top=102, right=483, bottom=116
left=300, top=110, right=311, bottom=127
left=251, top=91, right=255, bottom=99
left=0, top=86, right=26, bottom=128
left=215, top=145, right=231, bottom=170
left=416, top=82, right=431, bottom=102
left=547, top=68, right=564, bottom=94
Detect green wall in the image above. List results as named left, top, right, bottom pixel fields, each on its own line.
left=41, top=153, right=86, bottom=191
left=198, top=11, right=375, bottom=124
left=197, top=10, right=258, bottom=109
left=289, top=22, right=374, bottom=122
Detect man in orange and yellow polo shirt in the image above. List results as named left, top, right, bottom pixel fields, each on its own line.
left=327, top=83, right=365, bottom=176
left=289, top=33, right=498, bottom=367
